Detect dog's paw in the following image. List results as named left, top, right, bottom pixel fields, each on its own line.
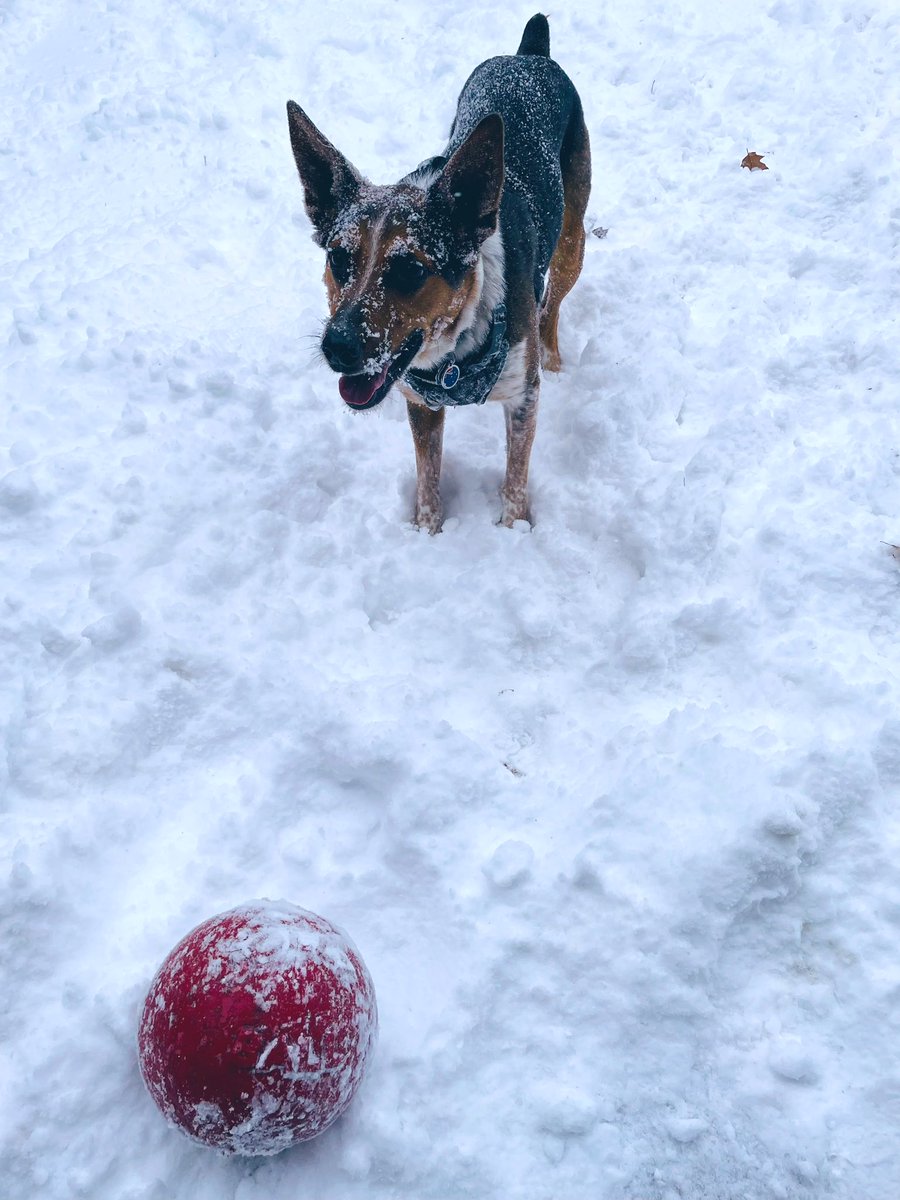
left=414, top=504, right=443, bottom=535
left=499, top=488, right=530, bottom=528
left=541, top=347, right=563, bottom=373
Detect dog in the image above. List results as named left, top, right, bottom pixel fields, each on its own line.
left=287, top=14, right=590, bottom=532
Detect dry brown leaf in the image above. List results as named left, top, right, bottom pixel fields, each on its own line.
left=742, top=151, right=768, bottom=171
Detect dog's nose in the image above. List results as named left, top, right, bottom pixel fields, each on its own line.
left=321, top=324, right=365, bottom=374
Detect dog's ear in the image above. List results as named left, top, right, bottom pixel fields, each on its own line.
left=287, top=101, right=362, bottom=245
left=429, top=113, right=505, bottom=259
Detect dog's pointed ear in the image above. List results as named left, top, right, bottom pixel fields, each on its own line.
left=287, top=101, right=362, bottom=245
left=429, top=113, right=505, bottom=258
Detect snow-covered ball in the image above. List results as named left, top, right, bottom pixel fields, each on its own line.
left=137, top=900, right=377, bottom=1155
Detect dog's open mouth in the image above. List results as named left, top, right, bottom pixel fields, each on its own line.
left=338, top=331, right=424, bottom=410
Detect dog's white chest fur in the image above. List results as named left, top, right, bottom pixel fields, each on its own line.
left=487, top=341, right=528, bottom=408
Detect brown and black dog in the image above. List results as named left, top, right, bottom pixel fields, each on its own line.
left=287, top=14, right=590, bottom=532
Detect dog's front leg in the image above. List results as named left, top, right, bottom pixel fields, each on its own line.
left=406, top=399, right=445, bottom=534
left=501, top=386, right=538, bottom=527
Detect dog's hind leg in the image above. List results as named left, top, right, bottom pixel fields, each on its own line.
left=540, top=105, right=591, bottom=372
left=406, top=399, right=445, bottom=534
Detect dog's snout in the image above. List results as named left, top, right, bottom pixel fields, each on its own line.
left=321, top=323, right=364, bottom=374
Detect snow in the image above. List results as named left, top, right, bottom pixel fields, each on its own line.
left=2, top=1, right=900, bottom=1198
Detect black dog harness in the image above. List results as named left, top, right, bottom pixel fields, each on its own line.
left=403, top=304, right=509, bottom=412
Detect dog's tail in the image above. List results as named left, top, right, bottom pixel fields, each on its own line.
left=517, top=14, right=551, bottom=57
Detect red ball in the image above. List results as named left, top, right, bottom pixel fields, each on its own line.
left=138, top=900, right=377, bottom=1155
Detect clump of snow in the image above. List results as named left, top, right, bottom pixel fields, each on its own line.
left=81, top=602, right=143, bottom=651
left=0, top=470, right=39, bottom=514
left=482, top=839, right=534, bottom=889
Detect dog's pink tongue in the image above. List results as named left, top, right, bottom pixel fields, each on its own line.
left=339, top=363, right=390, bottom=407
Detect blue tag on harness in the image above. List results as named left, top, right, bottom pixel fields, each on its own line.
left=440, top=362, right=461, bottom=390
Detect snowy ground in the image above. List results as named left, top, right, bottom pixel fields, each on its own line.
left=3, top=1, right=900, bottom=1197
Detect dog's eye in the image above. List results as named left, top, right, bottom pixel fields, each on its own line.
left=383, top=254, right=429, bottom=295
left=326, top=246, right=353, bottom=287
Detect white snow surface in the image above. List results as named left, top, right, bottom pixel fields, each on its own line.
left=2, top=2, right=900, bottom=1198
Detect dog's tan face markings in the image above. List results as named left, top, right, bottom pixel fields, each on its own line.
left=323, top=194, right=478, bottom=368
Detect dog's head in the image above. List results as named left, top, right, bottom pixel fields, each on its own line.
left=287, top=101, right=504, bottom=410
